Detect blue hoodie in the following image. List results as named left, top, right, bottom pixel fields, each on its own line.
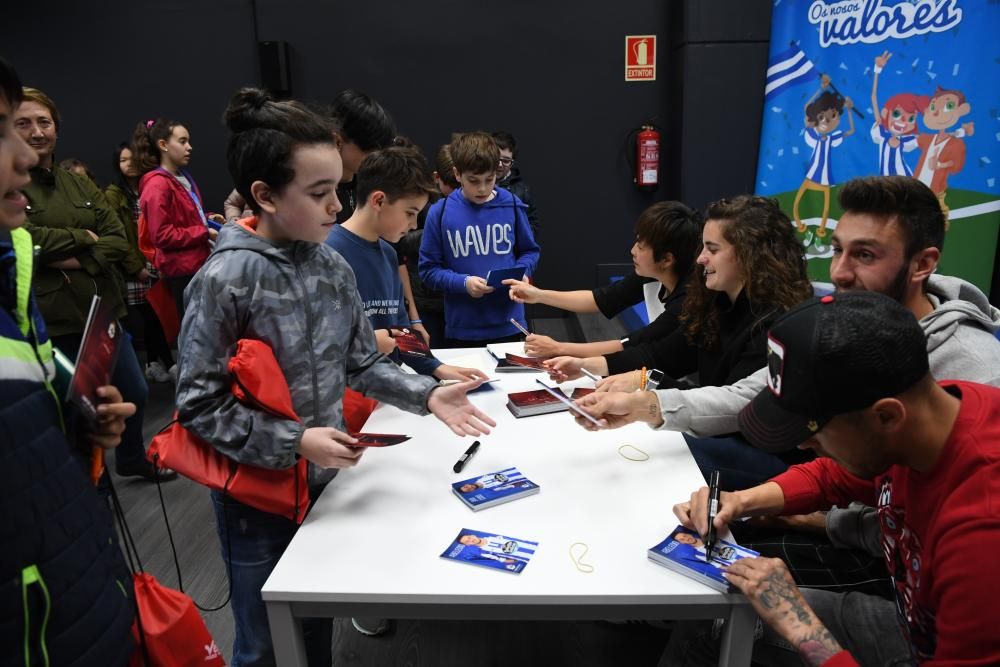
left=418, top=188, right=540, bottom=340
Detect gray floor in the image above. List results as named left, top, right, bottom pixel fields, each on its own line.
left=113, top=315, right=668, bottom=666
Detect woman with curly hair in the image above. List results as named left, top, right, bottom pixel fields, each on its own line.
left=547, top=195, right=813, bottom=392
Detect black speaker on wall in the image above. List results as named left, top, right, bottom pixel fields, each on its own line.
left=259, top=40, right=292, bottom=98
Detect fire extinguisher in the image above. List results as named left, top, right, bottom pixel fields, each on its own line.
left=634, top=124, right=660, bottom=191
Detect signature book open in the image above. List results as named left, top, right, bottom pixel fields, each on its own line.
left=647, top=525, right=759, bottom=592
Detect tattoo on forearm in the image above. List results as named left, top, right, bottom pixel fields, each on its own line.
left=797, top=628, right=842, bottom=667
left=760, top=571, right=812, bottom=624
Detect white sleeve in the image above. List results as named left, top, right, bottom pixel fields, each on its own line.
left=652, top=367, right=767, bottom=437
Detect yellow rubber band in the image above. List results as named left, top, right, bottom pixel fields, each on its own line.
left=617, top=444, right=650, bottom=461
left=569, top=542, right=595, bottom=573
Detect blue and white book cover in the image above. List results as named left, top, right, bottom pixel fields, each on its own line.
left=648, top=525, right=759, bottom=592
left=440, top=528, right=539, bottom=574
left=452, top=467, right=540, bottom=511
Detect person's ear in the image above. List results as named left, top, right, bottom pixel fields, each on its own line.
left=957, top=102, right=971, bottom=117
left=910, top=247, right=940, bottom=284
left=452, top=166, right=462, bottom=183
left=250, top=180, right=276, bottom=215
left=157, top=139, right=168, bottom=152
left=868, top=398, right=907, bottom=435
left=659, top=252, right=675, bottom=270
left=369, top=190, right=386, bottom=210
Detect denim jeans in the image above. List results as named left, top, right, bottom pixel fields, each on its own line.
left=53, top=330, right=149, bottom=469
left=211, top=492, right=332, bottom=667
left=683, top=433, right=807, bottom=491
left=659, top=587, right=913, bottom=666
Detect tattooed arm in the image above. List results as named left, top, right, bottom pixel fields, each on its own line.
left=723, top=557, right=845, bottom=666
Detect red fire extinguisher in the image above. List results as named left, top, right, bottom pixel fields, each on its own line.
left=634, top=124, right=660, bottom=191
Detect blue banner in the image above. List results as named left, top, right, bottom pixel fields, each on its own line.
left=757, top=0, right=1000, bottom=292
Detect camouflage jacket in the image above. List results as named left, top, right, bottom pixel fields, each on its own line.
left=176, top=220, right=437, bottom=488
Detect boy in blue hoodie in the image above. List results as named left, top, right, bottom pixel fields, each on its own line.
left=418, top=131, right=540, bottom=345
left=327, top=146, right=485, bottom=382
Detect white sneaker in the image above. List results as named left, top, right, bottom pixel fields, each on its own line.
left=145, top=361, right=171, bottom=383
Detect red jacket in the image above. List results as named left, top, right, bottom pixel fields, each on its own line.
left=138, top=169, right=210, bottom=277
left=771, top=381, right=1000, bottom=666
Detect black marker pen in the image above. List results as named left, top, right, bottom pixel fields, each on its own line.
left=453, top=440, right=481, bottom=473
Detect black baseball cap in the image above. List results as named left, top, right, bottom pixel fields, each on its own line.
left=738, top=291, right=929, bottom=453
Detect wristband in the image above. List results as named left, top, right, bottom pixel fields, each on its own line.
left=411, top=319, right=422, bottom=325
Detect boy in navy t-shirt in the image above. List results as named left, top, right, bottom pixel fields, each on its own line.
left=327, top=146, right=487, bottom=381
left=418, top=132, right=540, bottom=345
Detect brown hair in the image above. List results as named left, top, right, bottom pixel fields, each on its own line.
left=434, top=144, right=460, bottom=190
left=21, top=87, right=60, bottom=130
left=131, top=118, right=185, bottom=175
left=450, top=131, right=500, bottom=175
left=356, top=145, right=437, bottom=205
left=681, top=195, right=812, bottom=348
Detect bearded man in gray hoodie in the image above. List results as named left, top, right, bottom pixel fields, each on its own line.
left=574, top=175, right=1000, bottom=590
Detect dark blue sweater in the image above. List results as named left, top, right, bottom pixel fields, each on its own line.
left=326, top=224, right=441, bottom=376
left=418, top=188, right=540, bottom=340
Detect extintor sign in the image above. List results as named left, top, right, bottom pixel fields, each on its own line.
left=625, top=35, right=656, bottom=81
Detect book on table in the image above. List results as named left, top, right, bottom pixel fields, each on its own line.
left=452, top=466, right=540, bottom=510
left=506, top=387, right=594, bottom=417
left=494, top=353, right=549, bottom=373
left=440, top=528, right=539, bottom=574
left=647, top=525, right=759, bottom=592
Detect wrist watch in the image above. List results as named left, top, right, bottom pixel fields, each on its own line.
left=645, top=368, right=664, bottom=391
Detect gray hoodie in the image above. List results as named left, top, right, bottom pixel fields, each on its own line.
left=176, top=222, right=438, bottom=488
left=652, top=273, right=1000, bottom=437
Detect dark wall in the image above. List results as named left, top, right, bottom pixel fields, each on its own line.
left=2, top=0, right=776, bottom=291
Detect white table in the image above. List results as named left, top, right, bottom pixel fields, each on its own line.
left=263, top=348, right=755, bottom=666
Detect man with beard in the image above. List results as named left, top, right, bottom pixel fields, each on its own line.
left=573, top=175, right=1000, bottom=595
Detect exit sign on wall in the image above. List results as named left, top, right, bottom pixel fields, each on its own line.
left=625, top=35, right=656, bottom=81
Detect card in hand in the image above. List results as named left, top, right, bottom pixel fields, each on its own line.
left=67, top=295, right=123, bottom=424
left=349, top=433, right=412, bottom=447
left=395, top=329, right=431, bottom=357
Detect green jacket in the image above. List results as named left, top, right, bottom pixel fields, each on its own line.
left=104, top=183, right=146, bottom=277
left=23, top=166, right=128, bottom=337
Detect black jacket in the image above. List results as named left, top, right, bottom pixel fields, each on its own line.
left=498, top=167, right=539, bottom=238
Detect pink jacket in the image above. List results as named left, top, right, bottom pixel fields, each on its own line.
left=139, top=169, right=210, bottom=277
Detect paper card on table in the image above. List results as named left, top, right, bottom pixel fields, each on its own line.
left=440, top=528, right=539, bottom=573
left=485, top=342, right=528, bottom=360
left=452, top=467, right=540, bottom=511
left=647, top=525, right=759, bottom=592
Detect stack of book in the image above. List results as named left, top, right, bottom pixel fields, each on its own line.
left=452, top=466, right=540, bottom=510
left=647, top=525, right=759, bottom=592
left=440, top=528, right=539, bottom=574
left=506, top=386, right=595, bottom=418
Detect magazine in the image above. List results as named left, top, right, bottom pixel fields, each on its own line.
left=452, top=467, right=540, bottom=510
left=67, top=295, right=123, bottom=424
left=647, top=525, right=759, bottom=592
left=506, top=387, right=595, bottom=418
left=485, top=266, right=526, bottom=288
left=440, top=528, right=539, bottom=574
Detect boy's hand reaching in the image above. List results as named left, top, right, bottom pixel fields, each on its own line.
left=465, top=276, right=494, bottom=298
left=427, top=380, right=496, bottom=437
left=524, top=334, right=561, bottom=358
left=298, top=427, right=365, bottom=469
left=434, top=364, right=489, bottom=383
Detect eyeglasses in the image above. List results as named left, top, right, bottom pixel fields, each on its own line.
left=498, top=157, right=514, bottom=166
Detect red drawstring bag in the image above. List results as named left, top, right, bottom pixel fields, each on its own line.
left=145, top=280, right=180, bottom=346
left=127, top=574, right=226, bottom=667
left=147, top=339, right=309, bottom=523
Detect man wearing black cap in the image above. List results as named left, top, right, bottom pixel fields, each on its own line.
left=667, top=291, right=1000, bottom=665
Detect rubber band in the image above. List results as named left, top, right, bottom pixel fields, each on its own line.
left=569, top=542, right=595, bottom=573
left=617, top=444, right=650, bottom=461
